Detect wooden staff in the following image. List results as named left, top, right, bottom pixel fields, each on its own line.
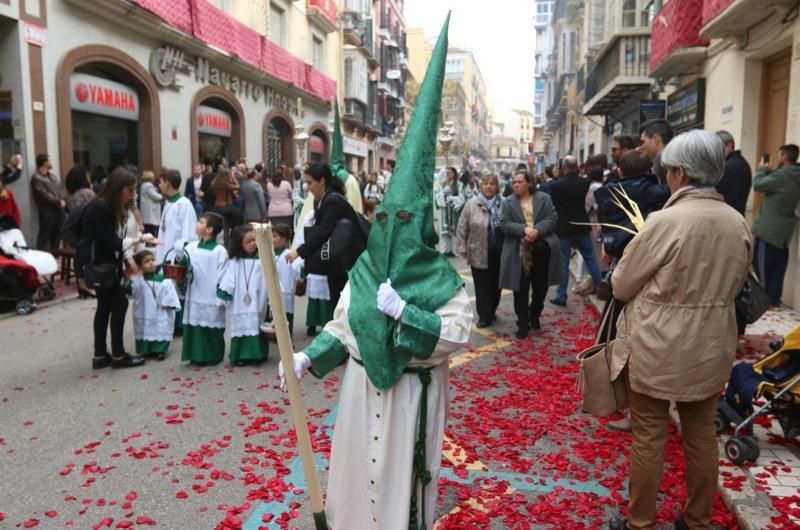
left=253, top=223, right=328, bottom=530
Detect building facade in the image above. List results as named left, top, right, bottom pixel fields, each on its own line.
left=406, top=33, right=492, bottom=169
left=649, top=0, right=800, bottom=308
left=0, top=0, right=339, bottom=242
left=533, top=0, right=554, bottom=169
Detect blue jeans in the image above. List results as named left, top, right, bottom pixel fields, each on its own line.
left=753, top=237, right=788, bottom=305
left=556, top=233, right=602, bottom=301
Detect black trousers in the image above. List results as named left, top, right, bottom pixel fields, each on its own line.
left=37, top=206, right=64, bottom=251
left=328, top=274, right=348, bottom=310
left=513, top=242, right=551, bottom=328
left=94, top=281, right=129, bottom=355
left=472, top=247, right=502, bottom=323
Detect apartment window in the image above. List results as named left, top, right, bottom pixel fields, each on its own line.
left=641, top=1, right=654, bottom=27
left=311, top=35, right=324, bottom=70
left=622, top=0, right=637, bottom=28
left=270, top=2, right=286, bottom=47
left=534, top=102, right=542, bottom=118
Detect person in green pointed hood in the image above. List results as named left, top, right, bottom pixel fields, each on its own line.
left=278, top=14, right=473, bottom=530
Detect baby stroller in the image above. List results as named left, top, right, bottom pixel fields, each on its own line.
left=0, top=226, right=58, bottom=314
left=716, top=324, right=800, bottom=464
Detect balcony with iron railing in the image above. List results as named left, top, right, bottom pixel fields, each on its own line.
left=649, top=0, right=709, bottom=78
left=700, top=0, right=798, bottom=39
left=583, top=34, right=651, bottom=116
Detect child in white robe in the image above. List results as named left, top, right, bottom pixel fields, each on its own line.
left=217, top=224, right=269, bottom=366
left=292, top=211, right=333, bottom=336
left=126, top=249, right=180, bottom=360
left=272, top=223, right=302, bottom=335
left=156, top=169, right=198, bottom=334
left=180, top=212, right=228, bottom=364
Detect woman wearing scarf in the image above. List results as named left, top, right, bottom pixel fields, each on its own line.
left=498, top=169, right=561, bottom=339
left=456, top=173, right=504, bottom=328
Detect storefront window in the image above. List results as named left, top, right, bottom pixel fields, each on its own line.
left=266, top=118, right=291, bottom=172
left=198, top=133, right=230, bottom=165
left=72, top=111, right=138, bottom=171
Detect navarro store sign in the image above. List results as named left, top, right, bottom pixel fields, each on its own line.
left=69, top=73, right=140, bottom=121
left=150, top=46, right=305, bottom=118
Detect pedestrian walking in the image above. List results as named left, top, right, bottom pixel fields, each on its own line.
left=456, top=173, right=504, bottom=328
left=547, top=156, right=603, bottom=305
left=607, top=130, right=752, bottom=530
left=573, top=164, right=604, bottom=294
left=499, top=169, right=561, bottom=339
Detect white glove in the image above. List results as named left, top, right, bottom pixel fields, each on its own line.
left=377, top=279, right=406, bottom=321
left=173, top=240, right=185, bottom=260
left=278, top=352, right=311, bottom=392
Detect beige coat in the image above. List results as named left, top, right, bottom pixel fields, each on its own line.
left=455, top=196, right=492, bottom=269
left=610, top=190, right=752, bottom=402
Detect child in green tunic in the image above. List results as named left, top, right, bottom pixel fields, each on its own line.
left=217, top=225, right=269, bottom=366
left=180, top=212, right=229, bottom=365
left=126, top=250, right=181, bottom=360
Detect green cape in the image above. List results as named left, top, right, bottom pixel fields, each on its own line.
left=347, top=13, right=463, bottom=390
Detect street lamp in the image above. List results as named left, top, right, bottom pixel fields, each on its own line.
left=293, top=124, right=309, bottom=166
left=438, top=121, right=456, bottom=167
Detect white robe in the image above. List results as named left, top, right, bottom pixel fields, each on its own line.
left=130, top=275, right=180, bottom=341
left=318, top=284, right=472, bottom=530
left=275, top=249, right=302, bottom=314
left=157, top=195, right=198, bottom=263
left=183, top=242, right=228, bottom=328
left=218, top=258, right=268, bottom=338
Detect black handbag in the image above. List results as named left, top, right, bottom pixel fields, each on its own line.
left=83, top=240, right=119, bottom=290
left=735, top=272, right=771, bottom=325
left=304, top=217, right=367, bottom=275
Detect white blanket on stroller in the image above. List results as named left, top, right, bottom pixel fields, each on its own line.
left=0, top=229, right=58, bottom=276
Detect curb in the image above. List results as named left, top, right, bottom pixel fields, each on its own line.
left=0, top=292, right=80, bottom=322
left=569, top=259, right=778, bottom=529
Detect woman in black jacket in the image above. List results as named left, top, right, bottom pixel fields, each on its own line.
left=83, top=167, right=150, bottom=369
left=286, top=163, right=359, bottom=309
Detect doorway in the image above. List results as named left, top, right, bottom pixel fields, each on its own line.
left=755, top=49, right=792, bottom=212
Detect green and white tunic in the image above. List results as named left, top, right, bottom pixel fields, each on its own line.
left=127, top=272, right=180, bottom=355
left=181, top=240, right=228, bottom=364
left=305, top=284, right=472, bottom=530
left=217, top=255, right=269, bottom=363
left=294, top=210, right=333, bottom=328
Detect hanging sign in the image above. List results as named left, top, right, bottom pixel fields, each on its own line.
left=197, top=105, right=232, bottom=137
left=70, top=73, right=139, bottom=121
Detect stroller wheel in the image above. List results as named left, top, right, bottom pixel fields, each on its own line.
left=15, top=299, right=35, bottom=315
left=725, top=437, right=751, bottom=465
left=39, top=285, right=56, bottom=302
left=741, top=436, right=761, bottom=462
left=714, top=411, right=729, bottom=434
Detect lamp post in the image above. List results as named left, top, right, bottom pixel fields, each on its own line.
left=294, top=124, right=309, bottom=167
left=438, top=121, right=456, bottom=167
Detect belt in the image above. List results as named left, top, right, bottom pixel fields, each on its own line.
left=349, top=356, right=434, bottom=530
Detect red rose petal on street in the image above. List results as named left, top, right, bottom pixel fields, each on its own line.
left=176, top=490, right=188, bottom=499
left=44, top=510, right=58, bottom=518
left=23, top=519, right=39, bottom=528
left=125, top=491, right=137, bottom=501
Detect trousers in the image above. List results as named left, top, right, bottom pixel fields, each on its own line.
left=513, top=241, right=550, bottom=328
left=471, top=247, right=502, bottom=323
left=752, top=237, right=788, bottom=306
left=94, top=281, right=129, bottom=355
left=628, top=381, right=719, bottom=530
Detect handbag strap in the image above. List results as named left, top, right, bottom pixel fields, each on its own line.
left=595, top=298, right=616, bottom=345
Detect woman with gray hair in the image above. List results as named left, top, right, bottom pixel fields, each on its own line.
left=608, top=130, right=752, bottom=530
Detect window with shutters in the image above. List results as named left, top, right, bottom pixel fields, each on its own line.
left=270, top=2, right=287, bottom=47
left=312, top=35, right=324, bottom=70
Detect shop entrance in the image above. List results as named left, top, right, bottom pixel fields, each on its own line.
left=265, top=117, right=292, bottom=172
left=197, top=105, right=233, bottom=165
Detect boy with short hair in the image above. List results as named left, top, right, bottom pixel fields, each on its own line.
left=263, top=223, right=302, bottom=336
left=126, top=249, right=180, bottom=360
left=180, top=212, right=229, bottom=364
left=157, top=168, right=198, bottom=335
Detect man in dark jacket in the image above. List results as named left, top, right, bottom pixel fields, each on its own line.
left=547, top=156, right=602, bottom=305
left=31, top=153, right=66, bottom=252
left=1, top=154, right=23, bottom=186
left=715, top=131, right=752, bottom=216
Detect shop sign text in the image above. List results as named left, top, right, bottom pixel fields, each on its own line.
left=150, top=46, right=305, bottom=118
